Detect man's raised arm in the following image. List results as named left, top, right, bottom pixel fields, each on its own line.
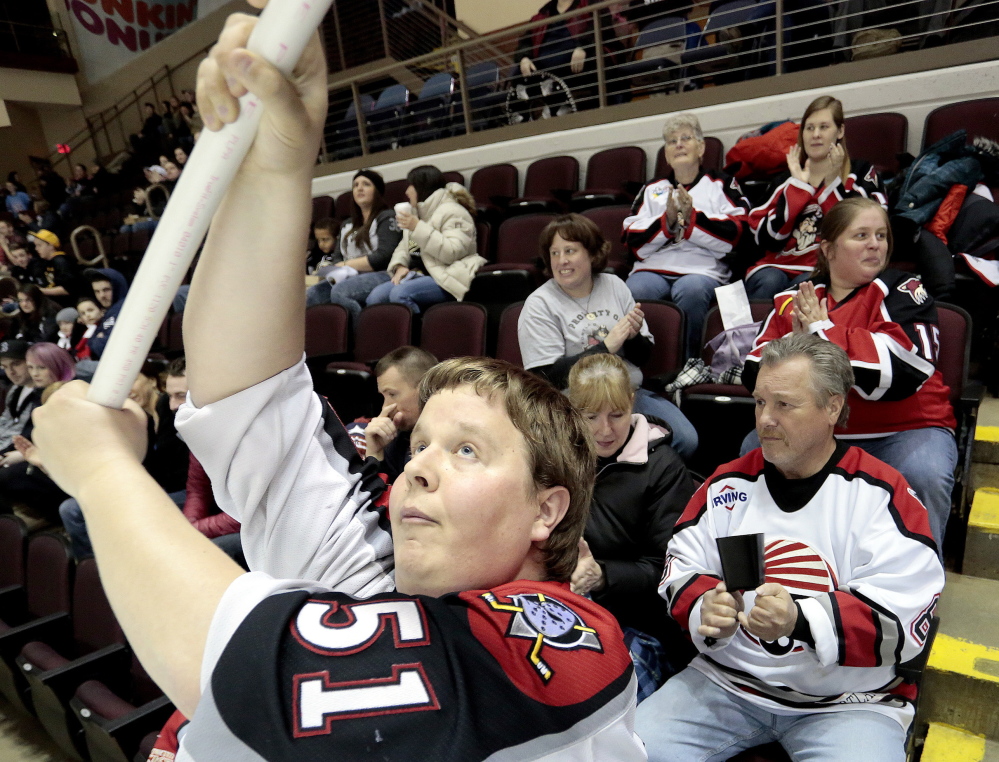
left=183, top=4, right=328, bottom=407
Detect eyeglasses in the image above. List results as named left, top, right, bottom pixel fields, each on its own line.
left=665, top=134, right=697, bottom=147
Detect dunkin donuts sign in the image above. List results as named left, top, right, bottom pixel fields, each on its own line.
left=63, top=0, right=229, bottom=83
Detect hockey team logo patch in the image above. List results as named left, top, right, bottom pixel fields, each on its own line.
left=481, top=592, right=602, bottom=682
left=897, top=277, right=929, bottom=304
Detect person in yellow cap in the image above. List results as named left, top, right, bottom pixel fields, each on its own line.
left=28, top=229, right=78, bottom=300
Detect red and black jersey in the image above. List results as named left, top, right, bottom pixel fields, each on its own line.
left=743, top=269, right=956, bottom=437
left=747, top=160, right=887, bottom=276
left=175, top=576, right=644, bottom=761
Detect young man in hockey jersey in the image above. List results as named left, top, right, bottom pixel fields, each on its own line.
left=635, top=333, right=943, bottom=761
left=29, top=4, right=646, bottom=760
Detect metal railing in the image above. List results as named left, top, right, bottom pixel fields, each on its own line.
left=0, top=20, right=74, bottom=60
left=45, top=43, right=213, bottom=174
left=319, top=0, right=999, bottom=163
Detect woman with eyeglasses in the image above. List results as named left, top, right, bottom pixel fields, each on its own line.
left=623, top=113, right=751, bottom=357
left=745, top=95, right=887, bottom=301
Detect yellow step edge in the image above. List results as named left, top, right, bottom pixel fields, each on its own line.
left=928, top=633, right=999, bottom=685
left=922, top=723, right=986, bottom=761
left=969, top=489, right=999, bottom=533
left=976, top=426, right=999, bottom=443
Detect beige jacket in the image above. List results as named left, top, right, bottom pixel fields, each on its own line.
left=387, top=183, right=484, bottom=300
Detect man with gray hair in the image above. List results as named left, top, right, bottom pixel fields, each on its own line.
left=623, top=112, right=750, bottom=356
left=636, top=333, right=943, bottom=761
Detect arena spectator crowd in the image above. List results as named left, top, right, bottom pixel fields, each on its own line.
left=2, top=6, right=996, bottom=760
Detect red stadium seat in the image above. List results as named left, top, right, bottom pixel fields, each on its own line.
left=0, top=532, right=75, bottom=714
left=470, top=163, right=519, bottom=217
left=305, top=304, right=350, bottom=359
left=420, top=302, right=488, bottom=360
left=844, top=112, right=908, bottom=177
left=510, top=156, right=579, bottom=214
left=640, top=300, right=686, bottom=383
left=582, top=205, right=633, bottom=277
left=485, top=213, right=554, bottom=272
left=572, top=147, right=647, bottom=210
left=923, top=97, right=999, bottom=148
left=442, top=170, right=465, bottom=186
left=383, top=179, right=410, bottom=208
left=495, top=302, right=525, bottom=367
left=311, top=195, right=334, bottom=224
left=334, top=191, right=353, bottom=222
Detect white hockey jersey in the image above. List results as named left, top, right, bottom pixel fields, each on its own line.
left=660, top=443, right=944, bottom=730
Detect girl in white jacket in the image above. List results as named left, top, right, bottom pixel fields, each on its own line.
left=367, top=165, right=485, bottom=313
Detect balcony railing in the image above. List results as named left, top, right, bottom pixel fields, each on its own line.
left=319, top=0, right=999, bottom=163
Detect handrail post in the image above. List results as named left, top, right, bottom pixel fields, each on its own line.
left=150, top=76, right=159, bottom=107
left=352, top=82, right=370, bottom=156
left=775, top=0, right=784, bottom=75
left=117, top=106, right=129, bottom=150
left=331, top=0, right=348, bottom=70
left=456, top=49, right=473, bottom=136
left=592, top=8, right=607, bottom=109
left=165, top=64, right=176, bottom=98
left=377, top=0, right=391, bottom=59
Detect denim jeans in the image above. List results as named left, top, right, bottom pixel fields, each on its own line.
left=744, top=268, right=812, bottom=300
left=119, top=218, right=159, bottom=235
left=634, top=388, right=698, bottom=461
left=367, top=273, right=454, bottom=314
left=739, top=427, right=956, bottom=550
left=626, top=271, right=720, bottom=358
left=306, top=271, right=391, bottom=324
left=635, top=666, right=906, bottom=762
left=60, top=490, right=186, bottom=560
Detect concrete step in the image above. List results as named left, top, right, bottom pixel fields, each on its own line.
left=972, top=426, right=999, bottom=466
left=920, top=723, right=999, bottom=762
left=919, top=573, right=999, bottom=740
left=965, top=489, right=999, bottom=580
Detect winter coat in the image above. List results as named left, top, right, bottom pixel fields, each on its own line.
left=386, top=184, right=484, bottom=300
left=586, top=413, right=696, bottom=644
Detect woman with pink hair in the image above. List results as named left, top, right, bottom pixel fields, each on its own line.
left=26, top=342, right=76, bottom=387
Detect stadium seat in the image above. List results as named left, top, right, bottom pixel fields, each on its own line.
left=456, top=60, right=506, bottom=133
left=443, top=171, right=466, bottom=186
left=681, top=0, right=770, bottom=79
left=406, top=72, right=455, bottom=145
left=922, top=97, right=999, bottom=148
left=0, top=531, right=74, bottom=714
left=479, top=213, right=555, bottom=280
left=683, top=301, right=774, bottom=404
left=936, top=303, right=981, bottom=525
left=495, top=302, right=525, bottom=367
left=655, top=136, right=725, bottom=178
left=475, top=219, right=492, bottom=261
left=572, top=147, right=647, bottom=211
left=335, top=190, right=353, bottom=222
left=509, top=156, right=579, bottom=214
left=305, top=304, right=350, bottom=360
left=366, top=84, right=410, bottom=153
left=17, top=557, right=127, bottom=759
left=844, top=112, right=908, bottom=177
left=619, top=16, right=699, bottom=92
left=311, top=195, right=335, bottom=225
left=639, top=300, right=686, bottom=383
left=322, top=304, right=413, bottom=421
left=420, top=302, right=488, bottom=360
left=0, top=514, right=29, bottom=594
left=383, top=179, right=409, bottom=208
left=582, top=205, right=633, bottom=277
left=70, top=657, right=173, bottom=762
left=470, top=163, right=519, bottom=219
left=328, top=95, right=375, bottom=160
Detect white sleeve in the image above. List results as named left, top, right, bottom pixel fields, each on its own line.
left=176, top=358, right=395, bottom=595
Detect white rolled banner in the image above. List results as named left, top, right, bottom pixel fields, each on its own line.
left=87, top=0, right=333, bottom=409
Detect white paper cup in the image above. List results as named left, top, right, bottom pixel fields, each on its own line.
left=394, top=202, right=413, bottom=217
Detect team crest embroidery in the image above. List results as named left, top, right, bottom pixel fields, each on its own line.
left=481, top=592, right=602, bottom=682
left=897, top=277, right=928, bottom=304
left=865, top=165, right=877, bottom=183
